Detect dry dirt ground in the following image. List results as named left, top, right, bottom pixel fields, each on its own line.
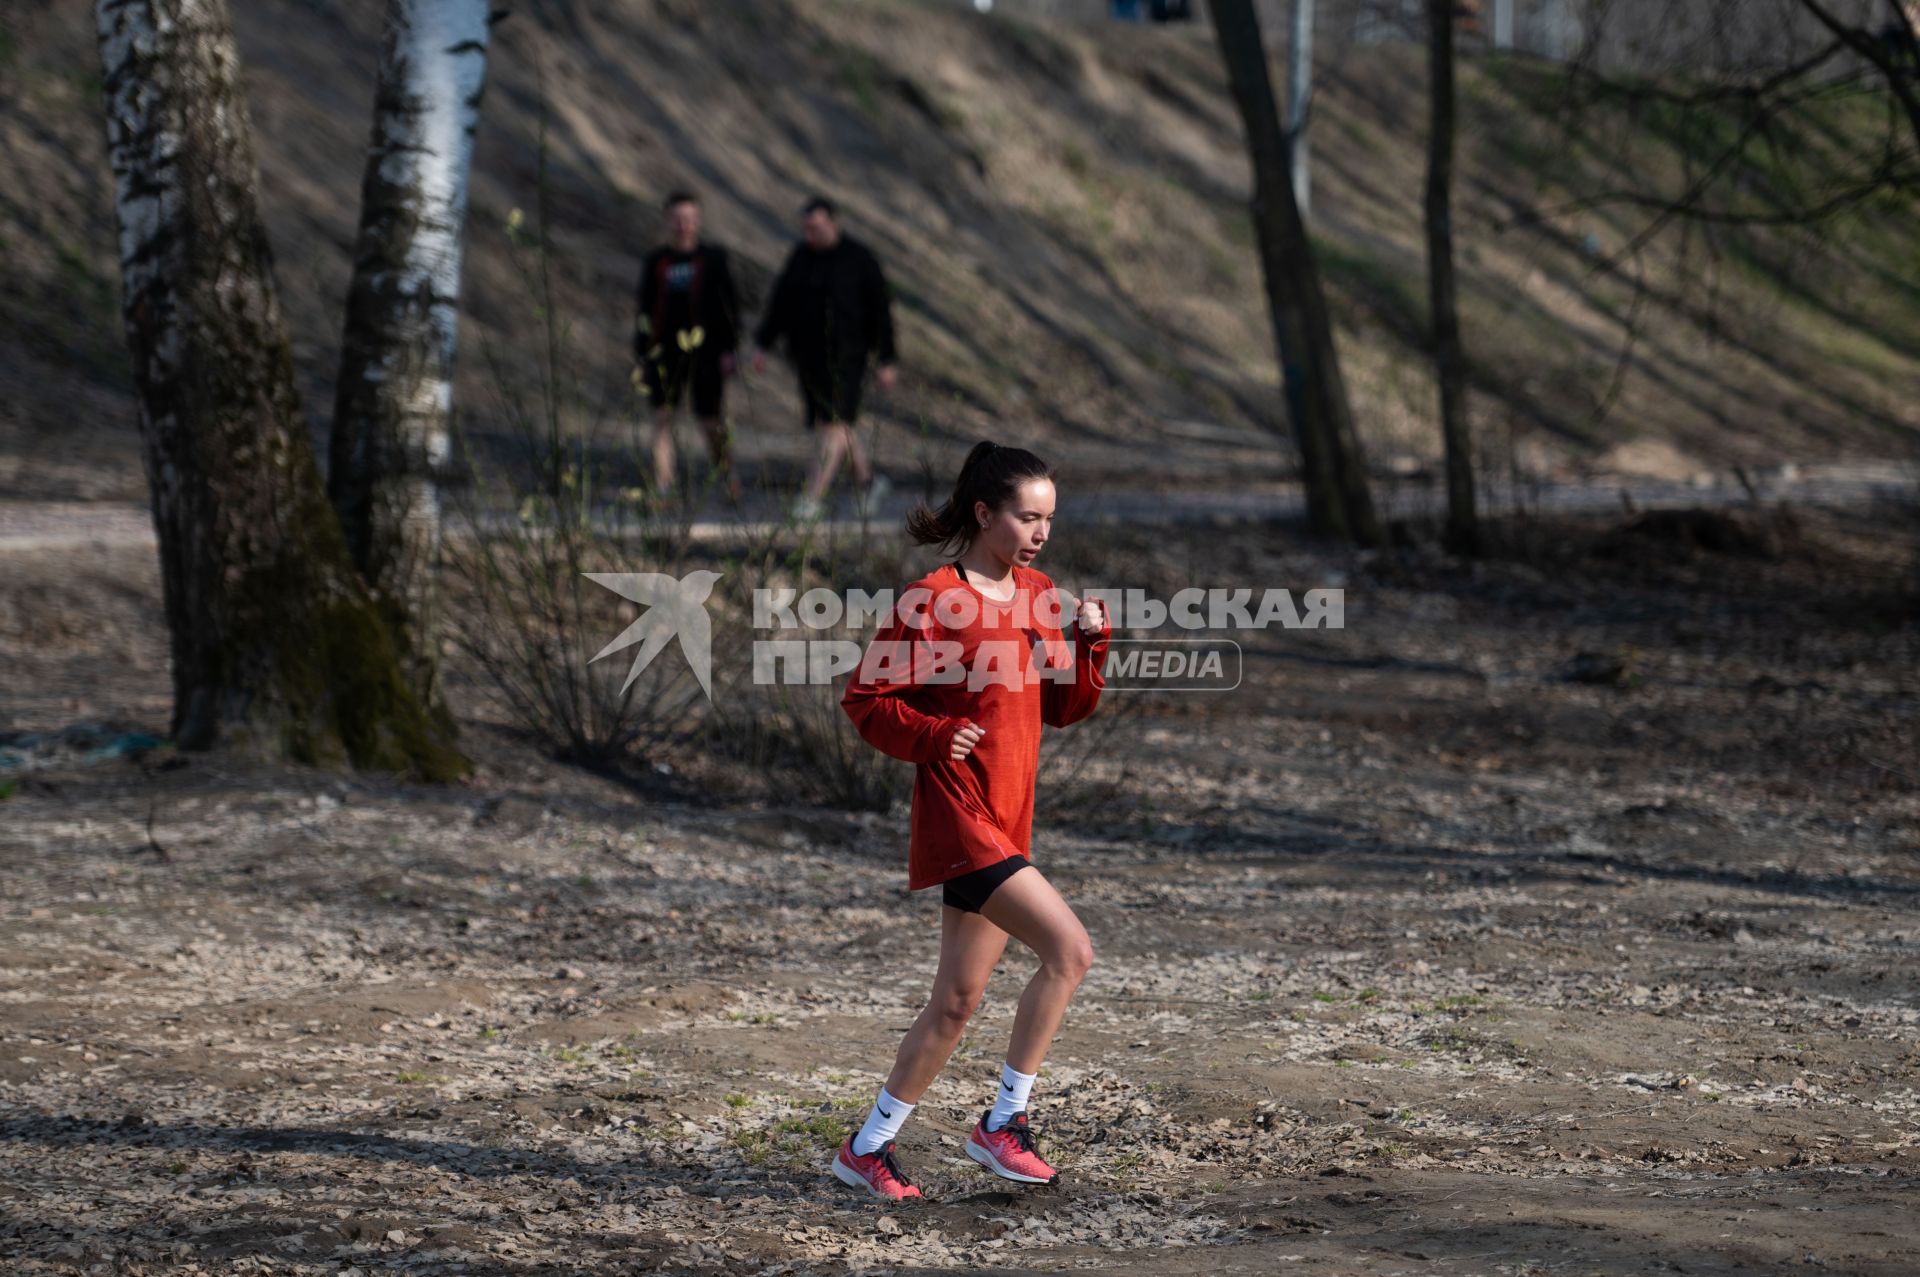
left=3, top=500, right=1918, bottom=1275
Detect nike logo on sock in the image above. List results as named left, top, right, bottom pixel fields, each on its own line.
left=878, top=1104, right=893, bottom=1119
left=1002, top=1080, right=1015, bottom=1092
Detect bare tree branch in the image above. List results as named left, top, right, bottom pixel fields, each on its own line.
left=1798, top=0, right=1920, bottom=155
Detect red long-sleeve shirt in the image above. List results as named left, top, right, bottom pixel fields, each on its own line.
left=841, top=562, right=1110, bottom=890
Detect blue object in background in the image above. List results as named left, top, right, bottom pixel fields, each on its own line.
left=0, top=723, right=167, bottom=772
left=1113, top=0, right=1193, bottom=22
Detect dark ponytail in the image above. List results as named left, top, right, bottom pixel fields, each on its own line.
left=906, top=440, right=1053, bottom=553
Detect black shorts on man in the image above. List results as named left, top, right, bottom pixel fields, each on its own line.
left=643, top=348, right=725, bottom=418
left=797, top=356, right=867, bottom=428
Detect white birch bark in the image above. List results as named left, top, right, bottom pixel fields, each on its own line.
left=329, top=0, right=493, bottom=713
left=1287, top=0, right=1314, bottom=216
left=94, top=0, right=465, bottom=775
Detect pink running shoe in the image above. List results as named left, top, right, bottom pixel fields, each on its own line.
left=831, top=1135, right=924, bottom=1201
left=966, top=1110, right=1058, bottom=1184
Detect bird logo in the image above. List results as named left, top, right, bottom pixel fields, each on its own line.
left=584, top=570, right=724, bottom=701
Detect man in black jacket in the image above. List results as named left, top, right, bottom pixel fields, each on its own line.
left=636, top=191, right=743, bottom=502
left=752, top=197, right=897, bottom=520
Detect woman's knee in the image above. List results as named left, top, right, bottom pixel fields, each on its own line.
left=1046, top=931, right=1094, bottom=984
left=932, top=983, right=986, bottom=1027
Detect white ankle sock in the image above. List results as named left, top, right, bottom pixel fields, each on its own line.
left=851, top=1087, right=914, bottom=1156
left=986, top=1062, right=1037, bottom=1132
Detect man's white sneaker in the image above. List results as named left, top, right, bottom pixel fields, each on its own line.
left=855, top=474, right=893, bottom=517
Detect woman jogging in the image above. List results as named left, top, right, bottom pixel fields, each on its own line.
left=834, top=440, right=1111, bottom=1201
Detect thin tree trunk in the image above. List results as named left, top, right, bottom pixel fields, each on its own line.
left=96, top=0, right=467, bottom=778
left=1287, top=0, right=1313, bottom=216
left=1426, top=0, right=1478, bottom=553
left=1208, top=0, right=1380, bottom=545
left=330, top=0, right=494, bottom=719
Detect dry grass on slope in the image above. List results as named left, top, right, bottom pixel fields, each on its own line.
left=2, top=0, right=1915, bottom=504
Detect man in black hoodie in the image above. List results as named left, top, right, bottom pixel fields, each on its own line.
left=752, top=197, right=897, bottom=520
left=636, top=191, right=743, bottom=502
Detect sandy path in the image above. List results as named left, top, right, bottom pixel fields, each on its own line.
left=1, top=460, right=1914, bottom=551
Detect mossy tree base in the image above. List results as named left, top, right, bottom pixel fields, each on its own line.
left=98, top=0, right=467, bottom=781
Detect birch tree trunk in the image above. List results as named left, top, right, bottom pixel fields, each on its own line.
left=1208, top=0, right=1381, bottom=545
left=329, top=0, right=493, bottom=718
left=95, top=0, right=467, bottom=778
left=1426, top=0, right=1479, bottom=553
left=1287, top=0, right=1313, bottom=216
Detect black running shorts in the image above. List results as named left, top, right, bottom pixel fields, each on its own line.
left=941, top=855, right=1031, bottom=913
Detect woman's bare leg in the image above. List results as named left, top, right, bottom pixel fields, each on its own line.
left=883, top=905, right=1010, bottom=1103
left=978, top=867, right=1094, bottom=1074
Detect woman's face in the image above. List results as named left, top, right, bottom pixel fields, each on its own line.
left=974, top=477, right=1055, bottom=568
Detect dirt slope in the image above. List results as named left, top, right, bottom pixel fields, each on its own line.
left=2, top=0, right=1916, bottom=502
